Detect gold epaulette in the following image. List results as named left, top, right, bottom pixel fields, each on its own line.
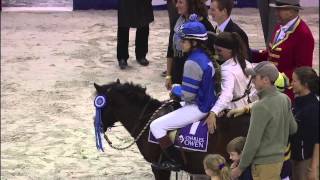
left=274, top=47, right=282, bottom=51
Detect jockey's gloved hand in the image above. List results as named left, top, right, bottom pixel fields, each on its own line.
left=170, top=84, right=182, bottom=102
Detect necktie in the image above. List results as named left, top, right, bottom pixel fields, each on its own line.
left=215, top=26, right=221, bottom=34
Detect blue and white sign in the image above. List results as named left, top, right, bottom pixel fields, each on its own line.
left=74, top=0, right=257, bottom=10
left=148, top=119, right=209, bottom=152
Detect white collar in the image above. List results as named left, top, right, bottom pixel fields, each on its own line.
left=222, top=57, right=236, bottom=66
left=218, top=17, right=231, bottom=32
left=280, top=16, right=299, bottom=32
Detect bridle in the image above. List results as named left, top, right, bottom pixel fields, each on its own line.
left=94, top=94, right=173, bottom=151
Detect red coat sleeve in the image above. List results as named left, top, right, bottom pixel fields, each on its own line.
left=293, top=26, right=314, bottom=67
left=251, top=49, right=268, bottom=63
left=251, top=24, right=280, bottom=63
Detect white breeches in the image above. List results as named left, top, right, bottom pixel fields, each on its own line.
left=150, top=104, right=207, bottom=139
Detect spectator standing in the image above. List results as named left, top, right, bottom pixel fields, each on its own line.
left=209, top=0, right=251, bottom=61
left=162, top=0, right=179, bottom=77
left=231, top=61, right=297, bottom=180
left=117, top=0, right=153, bottom=69
left=226, top=72, right=294, bottom=180
left=258, top=0, right=277, bottom=46
left=251, top=0, right=315, bottom=101
left=290, top=66, right=319, bottom=180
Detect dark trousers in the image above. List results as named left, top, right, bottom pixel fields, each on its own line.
left=166, top=0, right=179, bottom=58
left=167, top=0, right=179, bottom=30
left=117, top=26, right=149, bottom=61
left=171, top=56, right=187, bottom=84
left=258, top=0, right=277, bottom=46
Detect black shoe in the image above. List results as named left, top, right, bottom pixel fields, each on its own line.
left=151, top=145, right=183, bottom=171
left=161, top=70, right=167, bottom=77
left=136, top=58, right=149, bottom=66
left=118, top=59, right=128, bottom=69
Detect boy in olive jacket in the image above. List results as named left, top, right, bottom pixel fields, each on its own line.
left=231, top=61, right=297, bottom=180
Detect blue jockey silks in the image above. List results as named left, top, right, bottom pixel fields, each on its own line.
left=94, top=95, right=107, bottom=152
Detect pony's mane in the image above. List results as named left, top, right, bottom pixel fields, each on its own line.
left=97, top=82, right=154, bottom=105
left=114, top=82, right=155, bottom=105
left=117, top=82, right=146, bottom=92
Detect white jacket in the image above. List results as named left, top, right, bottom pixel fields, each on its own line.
left=211, top=58, right=257, bottom=114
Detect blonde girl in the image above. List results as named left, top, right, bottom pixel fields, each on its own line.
left=203, top=154, right=231, bottom=180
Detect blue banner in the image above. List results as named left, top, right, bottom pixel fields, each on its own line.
left=74, top=0, right=257, bottom=10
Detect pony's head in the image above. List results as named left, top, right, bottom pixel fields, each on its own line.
left=93, top=79, right=151, bottom=132
left=94, top=80, right=120, bottom=131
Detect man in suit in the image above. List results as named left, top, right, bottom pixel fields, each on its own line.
left=209, top=0, right=251, bottom=61
left=251, top=0, right=314, bottom=101
left=258, top=0, right=277, bottom=46
left=117, top=0, right=154, bottom=69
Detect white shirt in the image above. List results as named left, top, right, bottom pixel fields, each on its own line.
left=276, top=16, right=299, bottom=42
left=218, top=17, right=231, bottom=32
left=211, top=58, right=257, bottom=114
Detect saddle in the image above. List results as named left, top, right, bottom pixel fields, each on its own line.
left=148, top=100, right=210, bottom=152
left=149, top=99, right=251, bottom=171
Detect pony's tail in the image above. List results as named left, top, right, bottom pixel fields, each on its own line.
left=220, top=166, right=232, bottom=180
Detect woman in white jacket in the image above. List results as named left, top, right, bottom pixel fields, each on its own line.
left=204, top=32, right=256, bottom=134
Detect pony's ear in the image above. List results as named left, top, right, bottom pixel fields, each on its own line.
left=116, top=79, right=120, bottom=84
left=94, top=83, right=103, bottom=93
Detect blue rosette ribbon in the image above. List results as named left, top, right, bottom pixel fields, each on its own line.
left=94, top=95, right=107, bottom=152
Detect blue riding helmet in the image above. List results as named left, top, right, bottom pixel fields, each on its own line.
left=177, top=14, right=208, bottom=41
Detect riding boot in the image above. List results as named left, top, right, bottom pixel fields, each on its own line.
left=152, top=136, right=184, bottom=171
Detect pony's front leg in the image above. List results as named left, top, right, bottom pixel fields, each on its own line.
left=151, top=166, right=171, bottom=180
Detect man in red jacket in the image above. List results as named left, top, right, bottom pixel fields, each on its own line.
left=251, top=0, right=314, bottom=101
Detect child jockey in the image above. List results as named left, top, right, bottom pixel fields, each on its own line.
left=150, top=14, right=220, bottom=171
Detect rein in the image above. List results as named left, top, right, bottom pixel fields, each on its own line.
left=231, top=77, right=253, bottom=103
left=103, top=99, right=173, bottom=151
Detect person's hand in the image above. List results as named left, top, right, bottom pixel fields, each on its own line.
left=307, top=167, right=317, bottom=180
left=230, top=162, right=238, bottom=169
left=217, top=111, right=225, bottom=117
left=231, top=167, right=242, bottom=179
left=227, top=107, right=248, bottom=118
left=165, top=77, right=172, bottom=90
left=204, top=112, right=217, bottom=134
left=169, top=84, right=182, bottom=101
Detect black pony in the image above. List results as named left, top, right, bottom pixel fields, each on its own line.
left=94, top=80, right=250, bottom=180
